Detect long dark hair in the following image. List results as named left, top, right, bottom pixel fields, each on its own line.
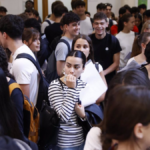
left=72, top=34, right=95, bottom=63
left=66, top=50, right=86, bottom=68
left=101, top=85, right=150, bottom=150
left=0, top=46, right=14, bottom=79
left=0, top=68, right=21, bottom=139
left=144, top=41, right=150, bottom=63
left=118, top=13, right=133, bottom=32
left=131, top=32, right=150, bottom=57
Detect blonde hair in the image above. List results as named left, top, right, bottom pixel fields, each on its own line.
left=141, top=20, right=150, bottom=34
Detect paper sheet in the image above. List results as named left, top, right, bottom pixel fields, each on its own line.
left=80, top=61, right=107, bottom=107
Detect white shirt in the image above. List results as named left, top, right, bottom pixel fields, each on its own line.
left=116, top=31, right=135, bottom=68
left=80, top=17, right=93, bottom=35
left=41, top=18, right=54, bottom=34
left=107, top=18, right=117, bottom=25
left=84, top=127, right=102, bottom=150
left=10, top=44, right=40, bottom=105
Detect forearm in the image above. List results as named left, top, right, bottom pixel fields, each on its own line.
left=103, top=62, right=119, bottom=76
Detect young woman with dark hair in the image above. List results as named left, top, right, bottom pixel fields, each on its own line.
left=135, top=14, right=142, bottom=34
left=84, top=68, right=150, bottom=150
left=101, top=85, right=150, bottom=150
left=48, top=50, right=87, bottom=150
left=72, top=34, right=107, bottom=104
left=116, top=13, right=135, bottom=69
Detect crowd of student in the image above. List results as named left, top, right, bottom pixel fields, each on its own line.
left=0, top=0, right=150, bottom=150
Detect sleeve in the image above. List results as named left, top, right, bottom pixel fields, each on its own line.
left=84, top=127, right=102, bottom=150
left=126, top=57, right=134, bottom=66
left=98, top=64, right=103, bottom=73
left=48, top=82, right=79, bottom=122
left=41, top=22, right=49, bottom=34
left=112, top=36, right=122, bottom=55
left=12, top=59, right=33, bottom=84
left=55, top=42, right=69, bottom=61
left=133, top=25, right=139, bottom=33
left=110, top=25, right=118, bottom=35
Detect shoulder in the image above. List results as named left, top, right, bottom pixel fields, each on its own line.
left=89, top=33, right=95, bottom=39
left=41, top=21, right=49, bottom=27
left=77, top=79, right=87, bottom=88
left=49, top=79, right=62, bottom=89
left=127, top=57, right=134, bottom=65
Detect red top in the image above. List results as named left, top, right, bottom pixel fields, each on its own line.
left=110, top=25, right=139, bottom=36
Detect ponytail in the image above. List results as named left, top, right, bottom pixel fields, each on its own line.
left=101, top=132, right=112, bottom=150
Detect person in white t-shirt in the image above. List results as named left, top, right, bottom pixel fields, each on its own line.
left=116, top=13, right=135, bottom=69
left=0, top=15, right=39, bottom=105
left=75, top=0, right=93, bottom=35
left=41, top=1, right=63, bottom=34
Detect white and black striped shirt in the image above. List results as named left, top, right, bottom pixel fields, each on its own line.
left=48, top=79, right=86, bottom=148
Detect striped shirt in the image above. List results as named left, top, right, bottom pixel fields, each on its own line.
left=48, top=79, right=86, bottom=148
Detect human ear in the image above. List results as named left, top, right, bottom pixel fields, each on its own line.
left=141, top=43, right=146, bottom=49
left=134, top=123, right=144, bottom=139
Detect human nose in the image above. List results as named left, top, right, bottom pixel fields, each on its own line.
left=70, top=67, right=74, bottom=74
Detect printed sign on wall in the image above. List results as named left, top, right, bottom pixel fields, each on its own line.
left=138, top=0, right=147, bottom=6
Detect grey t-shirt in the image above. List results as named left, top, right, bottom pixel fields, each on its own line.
left=55, top=36, right=73, bottom=61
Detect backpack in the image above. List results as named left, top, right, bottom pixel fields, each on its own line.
left=45, top=39, right=71, bottom=83
left=109, top=19, right=113, bottom=28
left=16, top=53, right=49, bottom=111
left=9, top=83, right=39, bottom=143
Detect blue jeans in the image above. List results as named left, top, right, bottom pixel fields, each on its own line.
left=56, top=142, right=85, bottom=150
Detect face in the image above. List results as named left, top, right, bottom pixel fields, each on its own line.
left=26, top=2, right=33, bottom=9
left=93, top=19, right=108, bottom=36
left=135, top=18, right=142, bottom=27
left=66, top=22, right=80, bottom=37
left=25, top=12, right=34, bottom=18
left=0, top=32, right=7, bottom=49
left=65, top=56, right=84, bottom=78
left=144, top=28, right=150, bottom=33
left=124, top=16, right=135, bottom=31
left=0, top=12, right=6, bottom=16
left=75, top=5, right=86, bottom=16
left=140, top=8, right=146, bottom=15
left=106, top=6, right=111, bottom=17
left=97, top=9, right=107, bottom=14
left=26, top=35, right=40, bottom=52
left=74, top=38, right=90, bottom=59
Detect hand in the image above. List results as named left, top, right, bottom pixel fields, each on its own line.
left=75, top=103, right=85, bottom=118
left=66, top=74, right=76, bottom=88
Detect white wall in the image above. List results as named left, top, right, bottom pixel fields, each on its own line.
left=38, top=0, right=43, bottom=21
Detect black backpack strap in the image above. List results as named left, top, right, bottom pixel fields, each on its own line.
left=44, top=20, right=51, bottom=25
left=110, top=35, right=117, bottom=51
left=58, top=39, right=71, bottom=53
left=95, top=63, right=99, bottom=72
left=16, top=53, right=43, bottom=81
left=109, top=19, right=113, bottom=28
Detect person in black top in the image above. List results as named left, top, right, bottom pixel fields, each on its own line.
left=45, top=4, right=68, bottom=44
left=90, top=12, right=121, bottom=84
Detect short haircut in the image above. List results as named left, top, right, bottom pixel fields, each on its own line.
left=131, top=7, right=139, bottom=14
left=144, top=10, right=150, bottom=18
left=60, top=12, right=80, bottom=26
left=18, top=13, right=29, bottom=22
left=51, top=1, right=63, bottom=14
left=106, top=3, right=112, bottom=8
left=138, top=4, right=147, bottom=10
left=24, top=18, right=41, bottom=33
left=0, top=6, right=7, bottom=13
left=25, top=8, right=34, bottom=13
left=53, top=4, right=68, bottom=18
left=33, top=10, right=39, bottom=17
left=93, top=12, right=107, bottom=22
left=123, top=4, right=131, bottom=13
left=75, top=0, right=85, bottom=9
left=97, top=3, right=106, bottom=10
left=85, top=11, right=91, bottom=16
left=119, top=7, right=126, bottom=15
left=71, top=0, right=76, bottom=9
left=0, top=15, right=24, bottom=39
left=25, top=0, right=34, bottom=6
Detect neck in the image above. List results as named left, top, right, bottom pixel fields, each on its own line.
left=122, top=27, right=130, bottom=33
left=79, top=14, right=86, bottom=20
left=49, top=14, right=55, bottom=22
left=55, top=17, right=62, bottom=23
left=118, top=140, right=141, bottom=150
left=95, top=32, right=106, bottom=39
left=8, top=39, right=24, bottom=54
left=64, top=32, right=74, bottom=40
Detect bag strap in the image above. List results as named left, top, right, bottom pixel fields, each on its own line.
left=44, top=20, right=51, bottom=25
left=110, top=35, right=116, bottom=51
left=58, top=39, right=71, bottom=53
left=9, top=83, right=21, bottom=96
left=16, top=53, right=43, bottom=81
left=95, top=63, right=99, bottom=72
